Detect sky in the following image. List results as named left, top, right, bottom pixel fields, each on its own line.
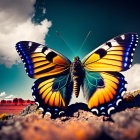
left=0, top=0, right=140, bottom=101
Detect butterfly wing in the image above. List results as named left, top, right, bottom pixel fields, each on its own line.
left=15, top=41, right=73, bottom=116
left=82, top=33, right=138, bottom=72
left=82, top=70, right=126, bottom=115
left=82, top=33, right=138, bottom=115
left=16, top=41, right=71, bottom=78
left=32, top=74, right=73, bottom=116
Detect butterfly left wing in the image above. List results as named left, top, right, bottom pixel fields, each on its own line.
left=15, top=41, right=73, bottom=117
left=32, top=74, right=73, bottom=117
left=16, top=41, right=71, bottom=79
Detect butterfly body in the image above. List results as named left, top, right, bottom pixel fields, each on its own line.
left=15, top=32, right=138, bottom=117
left=72, top=56, right=84, bottom=97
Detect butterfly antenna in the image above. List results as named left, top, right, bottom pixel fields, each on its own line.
left=56, top=31, right=74, bottom=53
left=78, top=31, right=91, bottom=52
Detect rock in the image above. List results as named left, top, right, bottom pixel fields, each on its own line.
left=19, top=104, right=37, bottom=116
left=123, top=90, right=140, bottom=107
left=112, top=108, right=140, bottom=128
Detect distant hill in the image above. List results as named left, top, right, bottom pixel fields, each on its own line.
left=0, top=98, right=34, bottom=106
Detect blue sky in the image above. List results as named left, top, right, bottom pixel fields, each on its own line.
left=0, top=0, right=140, bottom=100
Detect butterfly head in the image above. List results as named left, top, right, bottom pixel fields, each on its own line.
left=74, top=56, right=80, bottom=62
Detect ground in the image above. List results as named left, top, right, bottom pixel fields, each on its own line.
left=0, top=91, right=140, bottom=140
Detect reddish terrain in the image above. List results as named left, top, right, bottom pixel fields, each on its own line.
left=0, top=98, right=34, bottom=115
left=0, top=106, right=29, bottom=115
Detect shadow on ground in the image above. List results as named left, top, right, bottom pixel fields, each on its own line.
left=60, top=94, right=140, bottom=118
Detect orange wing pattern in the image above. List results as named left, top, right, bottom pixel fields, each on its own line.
left=32, top=74, right=73, bottom=116
left=84, top=72, right=127, bottom=115
left=16, top=41, right=71, bottom=79
left=82, top=33, right=138, bottom=72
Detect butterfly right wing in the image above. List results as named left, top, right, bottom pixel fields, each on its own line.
left=16, top=41, right=71, bottom=79
left=82, top=70, right=126, bottom=115
left=81, top=33, right=138, bottom=115
left=32, top=73, right=73, bottom=117
left=82, top=33, right=138, bottom=72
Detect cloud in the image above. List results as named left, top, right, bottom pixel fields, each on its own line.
left=5, top=95, right=15, bottom=100
left=0, top=92, right=6, bottom=98
left=122, top=64, right=140, bottom=92
left=0, top=0, right=52, bottom=67
left=0, top=19, right=51, bottom=67
left=0, top=0, right=35, bottom=34
left=0, top=92, right=15, bottom=101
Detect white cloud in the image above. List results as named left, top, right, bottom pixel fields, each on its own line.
left=5, top=95, right=15, bottom=100
left=122, top=64, right=140, bottom=92
left=0, top=92, right=6, bottom=98
left=0, top=0, right=52, bottom=67
left=0, top=92, right=14, bottom=101
left=0, top=0, right=35, bottom=34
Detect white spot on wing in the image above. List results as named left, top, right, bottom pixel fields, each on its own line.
left=35, top=102, right=39, bottom=106
left=121, top=35, right=125, bottom=40
left=121, top=91, right=126, bottom=97
left=32, top=96, right=36, bottom=99
left=39, top=107, right=44, bottom=111
left=125, top=84, right=127, bottom=88
left=110, top=39, right=119, bottom=46
left=108, top=107, right=115, bottom=115
left=101, top=112, right=105, bottom=115
left=28, top=42, right=32, bottom=47
left=59, top=111, right=64, bottom=115
left=91, top=108, right=99, bottom=114
left=116, top=99, right=122, bottom=106
left=45, top=112, right=51, bottom=117
left=103, top=45, right=110, bottom=50
left=35, top=47, right=43, bottom=52
left=44, top=49, right=52, bottom=55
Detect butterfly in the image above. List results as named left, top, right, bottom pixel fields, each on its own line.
left=15, top=32, right=138, bottom=117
